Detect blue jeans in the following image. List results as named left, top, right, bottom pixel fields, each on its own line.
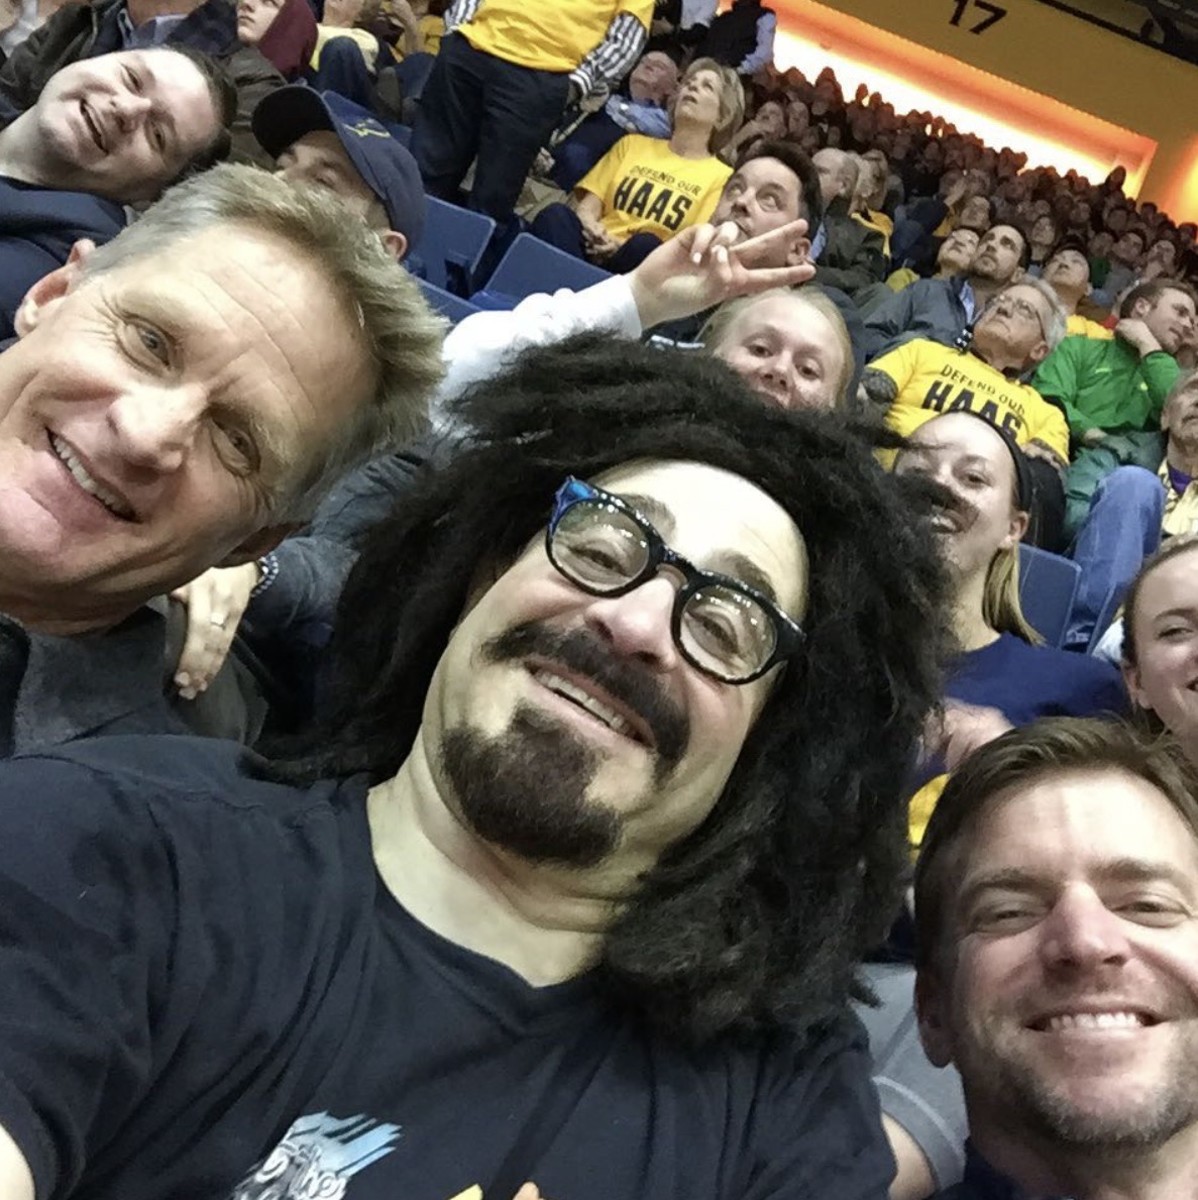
left=1066, top=465, right=1165, bottom=649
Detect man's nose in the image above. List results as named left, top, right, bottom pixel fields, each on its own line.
left=105, top=384, right=207, bottom=473
left=110, top=91, right=152, bottom=131
left=583, top=575, right=679, bottom=671
left=1038, top=886, right=1132, bottom=975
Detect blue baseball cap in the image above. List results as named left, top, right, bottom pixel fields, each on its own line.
left=252, top=85, right=426, bottom=251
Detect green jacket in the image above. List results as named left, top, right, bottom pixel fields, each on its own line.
left=1032, top=334, right=1179, bottom=440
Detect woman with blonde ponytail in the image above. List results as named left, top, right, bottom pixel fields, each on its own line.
left=893, top=409, right=1127, bottom=825
left=862, top=409, right=1129, bottom=1200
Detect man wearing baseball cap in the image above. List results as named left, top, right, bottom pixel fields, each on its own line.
left=253, top=85, right=426, bottom=260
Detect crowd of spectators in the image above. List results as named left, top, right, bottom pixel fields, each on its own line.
left=1, top=2, right=1198, bottom=1200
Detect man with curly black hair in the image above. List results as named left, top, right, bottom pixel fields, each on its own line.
left=0, top=336, right=948, bottom=1200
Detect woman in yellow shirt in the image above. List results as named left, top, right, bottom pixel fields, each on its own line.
left=531, top=56, right=743, bottom=274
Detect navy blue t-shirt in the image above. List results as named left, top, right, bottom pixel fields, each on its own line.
left=947, top=633, right=1128, bottom=726
left=0, top=736, right=893, bottom=1200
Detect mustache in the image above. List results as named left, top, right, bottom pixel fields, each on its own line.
left=482, top=622, right=691, bottom=770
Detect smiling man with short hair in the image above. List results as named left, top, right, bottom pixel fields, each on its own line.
left=915, top=717, right=1198, bottom=1200
left=0, top=161, right=443, bottom=755
left=0, top=45, right=235, bottom=336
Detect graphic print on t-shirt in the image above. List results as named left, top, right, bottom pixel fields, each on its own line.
left=230, top=1112, right=402, bottom=1199
left=917, top=359, right=1028, bottom=439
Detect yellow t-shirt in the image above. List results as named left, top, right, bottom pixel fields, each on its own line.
left=886, top=266, right=919, bottom=292
left=311, top=25, right=378, bottom=70
left=461, top=0, right=653, bottom=72
left=418, top=12, right=443, bottom=54
left=1065, top=312, right=1114, bottom=341
left=578, top=134, right=731, bottom=244
left=870, top=338, right=1071, bottom=462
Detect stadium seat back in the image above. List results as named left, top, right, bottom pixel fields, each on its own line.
left=471, top=232, right=611, bottom=309
left=409, top=197, right=497, bottom=296
left=1018, top=544, right=1082, bottom=648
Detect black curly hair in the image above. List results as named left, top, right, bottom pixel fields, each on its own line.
left=271, top=334, right=950, bottom=1045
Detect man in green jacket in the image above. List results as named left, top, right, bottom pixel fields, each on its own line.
left=1033, top=278, right=1196, bottom=448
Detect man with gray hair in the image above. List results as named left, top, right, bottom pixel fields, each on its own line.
left=862, top=277, right=1071, bottom=541
left=0, top=161, right=444, bottom=755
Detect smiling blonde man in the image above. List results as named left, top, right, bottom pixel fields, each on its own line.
left=915, top=718, right=1198, bottom=1200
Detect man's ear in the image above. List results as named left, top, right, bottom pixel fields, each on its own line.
left=915, top=968, right=954, bottom=1069
left=1010, top=265, right=1025, bottom=283
left=1026, top=336, right=1050, bottom=368
left=217, top=523, right=301, bottom=567
left=381, top=229, right=408, bottom=262
left=785, top=234, right=812, bottom=266
left=13, top=238, right=94, bottom=336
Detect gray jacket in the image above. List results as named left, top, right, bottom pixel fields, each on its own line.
left=863, top=275, right=972, bottom=362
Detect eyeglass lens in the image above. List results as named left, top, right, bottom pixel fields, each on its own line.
left=549, top=500, right=779, bottom=680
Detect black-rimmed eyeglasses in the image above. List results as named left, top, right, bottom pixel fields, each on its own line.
left=545, top=477, right=805, bottom=684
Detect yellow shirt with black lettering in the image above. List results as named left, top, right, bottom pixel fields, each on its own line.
left=578, top=134, right=731, bottom=244
left=870, top=338, right=1071, bottom=462
left=460, top=0, right=653, bottom=72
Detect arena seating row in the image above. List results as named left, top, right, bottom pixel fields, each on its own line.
left=408, top=199, right=613, bottom=316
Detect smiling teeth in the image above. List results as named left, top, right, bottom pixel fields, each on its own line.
left=1045, top=1012, right=1144, bottom=1031
left=534, top=670, right=632, bottom=737
left=50, top=434, right=132, bottom=518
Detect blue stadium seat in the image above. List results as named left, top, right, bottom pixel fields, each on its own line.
left=471, top=233, right=611, bottom=309
left=417, top=277, right=482, bottom=325
left=408, top=197, right=496, bottom=296
left=1018, top=544, right=1082, bottom=649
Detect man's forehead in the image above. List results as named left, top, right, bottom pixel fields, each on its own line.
left=592, top=460, right=797, bottom=541
left=1004, top=283, right=1048, bottom=308
left=736, top=158, right=796, bottom=187
left=294, top=129, right=356, bottom=168
left=961, top=770, right=1198, bottom=886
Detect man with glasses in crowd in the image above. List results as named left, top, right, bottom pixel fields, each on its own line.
left=0, top=337, right=948, bottom=1200
left=864, top=223, right=1031, bottom=361
left=861, top=278, right=1071, bottom=543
